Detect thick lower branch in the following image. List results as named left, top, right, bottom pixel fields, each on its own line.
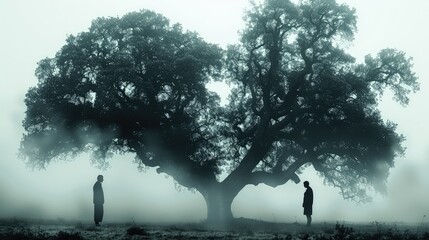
left=130, top=140, right=217, bottom=191
left=249, top=171, right=300, bottom=187
left=249, top=159, right=305, bottom=187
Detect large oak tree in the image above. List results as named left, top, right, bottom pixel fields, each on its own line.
left=21, top=0, right=418, bottom=223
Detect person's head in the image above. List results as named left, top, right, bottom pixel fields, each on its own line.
left=97, top=175, right=104, bottom=183
left=303, top=181, right=309, bottom=188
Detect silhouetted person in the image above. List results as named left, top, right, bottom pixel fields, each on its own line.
left=302, top=180, right=313, bottom=227
left=93, top=175, right=104, bottom=226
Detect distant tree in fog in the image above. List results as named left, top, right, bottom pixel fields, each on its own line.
left=21, top=0, right=418, bottom=223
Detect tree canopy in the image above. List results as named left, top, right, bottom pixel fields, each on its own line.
left=222, top=0, right=418, bottom=201
left=22, top=10, right=223, bottom=185
left=21, top=0, right=419, bottom=222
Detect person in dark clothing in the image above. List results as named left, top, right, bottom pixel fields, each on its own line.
left=93, top=175, right=104, bottom=226
left=302, top=180, right=313, bottom=227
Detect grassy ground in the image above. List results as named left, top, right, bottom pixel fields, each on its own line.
left=0, top=218, right=428, bottom=239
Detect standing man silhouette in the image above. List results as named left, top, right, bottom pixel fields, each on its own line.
left=93, top=175, right=104, bottom=226
left=302, top=180, right=313, bottom=227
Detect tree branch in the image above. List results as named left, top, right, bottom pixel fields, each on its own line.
left=248, top=158, right=305, bottom=187
left=129, top=139, right=217, bottom=192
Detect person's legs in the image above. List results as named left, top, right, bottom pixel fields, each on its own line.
left=306, top=215, right=312, bottom=226
left=99, top=204, right=104, bottom=223
left=94, top=204, right=98, bottom=225
left=94, top=204, right=103, bottom=226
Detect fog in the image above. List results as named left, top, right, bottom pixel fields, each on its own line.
left=1, top=0, right=429, bottom=224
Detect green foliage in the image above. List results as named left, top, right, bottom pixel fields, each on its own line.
left=360, top=48, right=418, bottom=105
left=126, top=225, right=149, bottom=236
left=55, top=231, right=84, bottom=240
left=0, top=227, right=48, bottom=240
left=0, top=227, right=83, bottom=240
left=333, top=223, right=354, bottom=240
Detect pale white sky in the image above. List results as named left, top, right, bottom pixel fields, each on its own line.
left=0, top=0, right=428, bottom=224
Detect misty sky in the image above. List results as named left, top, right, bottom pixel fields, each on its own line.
left=1, top=0, right=428, bottom=224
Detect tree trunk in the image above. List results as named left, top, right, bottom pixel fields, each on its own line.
left=203, top=184, right=235, bottom=223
